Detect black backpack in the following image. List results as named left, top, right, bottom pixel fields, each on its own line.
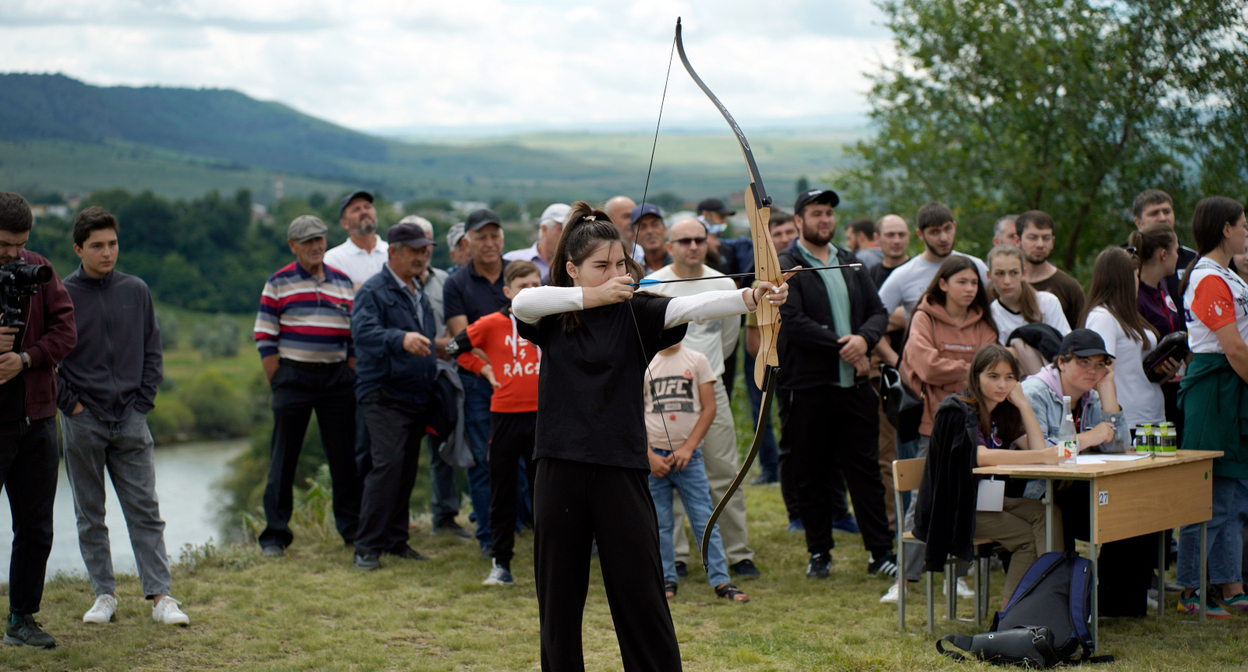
left=938, top=552, right=1112, bottom=666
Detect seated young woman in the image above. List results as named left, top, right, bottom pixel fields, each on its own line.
left=914, top=343, right=1064, bottom=607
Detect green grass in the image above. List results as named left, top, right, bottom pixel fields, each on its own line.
left=3, top=485, right=1242, bottom=671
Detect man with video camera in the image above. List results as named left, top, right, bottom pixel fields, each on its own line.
left=0, top=192, right=76, bottom=649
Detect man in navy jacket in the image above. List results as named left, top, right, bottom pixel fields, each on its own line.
left=350, top=222, right=438, bottom=570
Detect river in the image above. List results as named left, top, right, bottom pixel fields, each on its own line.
left=0, top=438, right=247, bottom=582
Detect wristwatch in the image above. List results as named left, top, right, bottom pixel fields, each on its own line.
left=19, top=352, right=30, bottom=370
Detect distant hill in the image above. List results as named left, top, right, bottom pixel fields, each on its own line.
left=0, top=73, right=858, bottom=204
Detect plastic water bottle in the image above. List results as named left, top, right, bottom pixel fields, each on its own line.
left=1058, top=396, right=1079, bottom=468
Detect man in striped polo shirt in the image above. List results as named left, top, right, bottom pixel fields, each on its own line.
left=254, top=215, right=363, bottom=557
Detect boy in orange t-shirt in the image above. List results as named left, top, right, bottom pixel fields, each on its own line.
left=451, top=261, right=542, bottom=586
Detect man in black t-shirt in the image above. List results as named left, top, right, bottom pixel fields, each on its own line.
left=443, top=208, right=512, bottom=557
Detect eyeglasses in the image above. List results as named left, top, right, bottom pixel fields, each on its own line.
left=672, top=237, right=708, bottom=247
left=1073, top=357, right=1111, bottom=371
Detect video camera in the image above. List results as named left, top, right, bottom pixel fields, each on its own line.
left=0, top=259, right=53, bottom=328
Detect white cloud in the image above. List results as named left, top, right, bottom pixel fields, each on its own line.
left=0, top=0, right=893, bottom=132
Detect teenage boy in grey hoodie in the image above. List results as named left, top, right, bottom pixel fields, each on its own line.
left=56, top=207, right=188, bottom=627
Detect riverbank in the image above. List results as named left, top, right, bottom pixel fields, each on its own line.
left=1, top=486, right=1242, bottom=671
left=0, top=439, right=247, bottom=582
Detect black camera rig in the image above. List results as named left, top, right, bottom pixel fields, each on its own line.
left=0, top=259, right=53, bottom=328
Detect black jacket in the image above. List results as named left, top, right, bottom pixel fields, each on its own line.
left=57, top=268, right=162, bottom=422
left=776, top=242, right=888, bottom=390
left=913, top=395, right=981, bottom=571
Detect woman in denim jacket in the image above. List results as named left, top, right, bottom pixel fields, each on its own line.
left=1022, top=328, right=1158, bottom=616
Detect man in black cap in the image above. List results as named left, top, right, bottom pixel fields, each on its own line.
left=630, top=203, right=671, bottom=275
left=325, top=191, right=386, bottom=289
left=254, top=215, right=361, bottom=558
left=350, top=222, right=439, bottom=569
left=777, top=188, right=897, bottom=580
left=696, top=197, right=739, bottom=276
left=443, top=208, right=510, bottom=556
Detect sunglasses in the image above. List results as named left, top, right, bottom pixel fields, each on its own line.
left=672, top=237, right=708, bottom=247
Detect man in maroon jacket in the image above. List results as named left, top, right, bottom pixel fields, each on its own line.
left=0, top=192, right=76, bottom=649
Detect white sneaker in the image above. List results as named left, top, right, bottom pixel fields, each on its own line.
left=1146, top=593, right=1159, bottom=611
left=482, top=559, right=514, bottom=586
left=944, top=577, right=975, bottom=598
left=152, top=596, right=190, bottom=626
left=880, top=583, right=902, bottom=604
left=83, top=594, right=117, bottom=624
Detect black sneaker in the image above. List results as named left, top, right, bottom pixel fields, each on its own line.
left=751, top=472, right=778, bottom=485
left=4, top=614, right=56, bottom=649
left=431, top=520, right=474, bottom=541
left=867, top=552, right=898, bottom=578
left=384, top=545, right=427, bottom=561
left=730, top=559, right=761, bottom=580
left=352, top=553, right=381, bottom=571
left=674, top=561, right=688, bottom=578
left=806, top=552, right=832, bottom=579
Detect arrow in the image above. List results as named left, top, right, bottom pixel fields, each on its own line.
left=633, top=263, right=863, bottom=288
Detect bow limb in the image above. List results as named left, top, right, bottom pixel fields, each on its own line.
left=677, top=17, right=784, bottom=570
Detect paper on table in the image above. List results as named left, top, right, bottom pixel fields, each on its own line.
left=1096, top=454, right=1149, bottom=461
left=1075, top=456, right=1105, bottom=465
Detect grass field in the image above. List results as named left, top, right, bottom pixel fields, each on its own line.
left=1, top=483, right=1243, bottom=672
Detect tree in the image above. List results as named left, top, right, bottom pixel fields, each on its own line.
left=840, top=0, right=1247, bottom=266
left=796, top=176, right=810, bottom=196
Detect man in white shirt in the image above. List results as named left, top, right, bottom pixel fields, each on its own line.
left=877, top=201, right=988, bottom=320
left=324, top=191, right=388, bottom=288
left=502, top=203, right=570, bottom=285
left=646, top=217, right=760, bottom=580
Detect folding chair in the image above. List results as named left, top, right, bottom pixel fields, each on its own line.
left=893, top=457, right=997, bottom=633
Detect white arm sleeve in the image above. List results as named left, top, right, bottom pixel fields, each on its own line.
left=510, top=286, right=583, bottom=325
left=664, top=289, right=751, bottom=329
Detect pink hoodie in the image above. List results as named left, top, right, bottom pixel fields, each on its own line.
left=902, top=295, right=998, bottom=435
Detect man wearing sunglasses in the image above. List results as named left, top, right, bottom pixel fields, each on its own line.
left=643, top=218, right=761, bottom=580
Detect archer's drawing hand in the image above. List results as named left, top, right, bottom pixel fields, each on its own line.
left=584, top=275, right=635, bottom=308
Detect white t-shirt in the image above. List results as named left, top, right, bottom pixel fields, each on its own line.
left=644, top=345, right=717, bottom=451
left=644, top=265, right=740, bottom=378
left=990, top=291, right=1071, bottom=344
left=1184, top=257, right=1248, bottom=354
left=1084, top=306, right=1163, bottom=429
left=878, top=251, right=989, bottom=318
left=324, top=237, right=388, bottom=287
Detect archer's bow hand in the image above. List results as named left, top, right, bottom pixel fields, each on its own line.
left=749, top=280, right=790, bottom=310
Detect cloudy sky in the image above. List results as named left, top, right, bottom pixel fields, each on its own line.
left=0, top=0, right=893, bottom=135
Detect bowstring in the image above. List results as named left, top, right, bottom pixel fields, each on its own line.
left=630, top=31, right=679, bottom=460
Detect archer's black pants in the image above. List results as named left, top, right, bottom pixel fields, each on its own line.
left=261, top=361, right=361, bottom=549
left=534, top=458, right=681, bottom=672
left=489, top=411, right=536, bottom=567
left=0, top=417, right=57, bottom=616
left=780, top=382, right=892, bottom=557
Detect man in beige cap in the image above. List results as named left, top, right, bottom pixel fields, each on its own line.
left=503, top=203, right=570, bottom=284
left=254, top=215, right=362, bottom=557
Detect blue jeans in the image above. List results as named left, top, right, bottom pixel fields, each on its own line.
left=1178, top=477, right=1248, bottom=588
left=648, top=448, right=730, bottom=587
left=743, top=350, right=779, bottom=478
left=459, top=369, right=494, bottom=548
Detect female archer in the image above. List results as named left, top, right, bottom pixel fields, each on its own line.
left=512, top=201, right=790, bottom=671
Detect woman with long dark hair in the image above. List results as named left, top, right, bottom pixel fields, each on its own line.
left=888, top=256, right=998, bottom=602
left=1177, top=196, right=1248, bottom=618
left=511, top=201, right=790, bottom=670
left=914, top=344, right=1061, bottom=607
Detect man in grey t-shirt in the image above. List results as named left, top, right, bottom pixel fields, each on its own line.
left=876, top=201, right=987, bottom=319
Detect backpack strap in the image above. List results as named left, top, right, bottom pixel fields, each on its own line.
left=936, top=634, right=975, bottom=661
left=1067, top=557, right=1094, bottom=650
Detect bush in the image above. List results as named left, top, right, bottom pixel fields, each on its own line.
left=147, top=395, right=194, bottom=444
left=157, top=311, right=179, bottom=350
left=178, top=370, right=248, bottom=437
left=191, top=314, right=241, bottom=359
